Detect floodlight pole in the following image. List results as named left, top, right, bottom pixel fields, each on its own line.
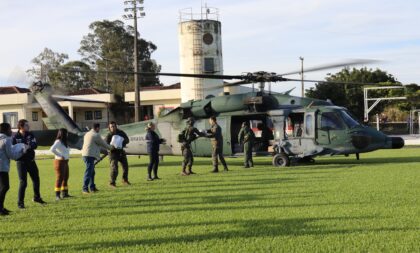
left=299, top=57, right=304, bottom=97
left=124, top=0, right=145, bottom=122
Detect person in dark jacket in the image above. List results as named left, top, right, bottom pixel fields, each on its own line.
left=105, top=122, right=130, bottom=187
left=13, top=119, right=46, bottom=209
left=145, top=122, right=165, bottom=181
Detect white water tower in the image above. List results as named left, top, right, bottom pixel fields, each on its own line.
left=178, top=7, right=223, bottom=102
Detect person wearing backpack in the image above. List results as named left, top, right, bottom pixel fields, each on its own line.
left=179, top=117, right=205, bottom=176
left=238, top=121, right=255, bottom=168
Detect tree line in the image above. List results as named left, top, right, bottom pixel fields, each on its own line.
left=306, top=67, right=420, bottom=122
left=27, top=20, right=161, bottom=96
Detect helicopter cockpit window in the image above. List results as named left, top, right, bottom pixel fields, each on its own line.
left=340, top=110, right=360, bottom=128
left=321, top=112, right=345, bottom=130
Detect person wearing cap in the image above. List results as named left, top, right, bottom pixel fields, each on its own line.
left=145, top=122, right=165, bottom=181
left=180, top=117, right=206, bottom=176
left=238, top=121, right=255, bottom=168
left=206, top=116, right=228, bottom=173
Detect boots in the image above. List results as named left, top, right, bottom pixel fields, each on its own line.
left=147, top=167, right=153, bottom=181
left=181, top=167, right=188, bottom=176
left=211, top=166, right=219, bottom=173
left=224, top=166, right=229, bottom=171
left=55, top=191, right=61, bottom=201
left=62, top=190, right=72, bottom=198
left=187, top=166, right=195, bottom=175
left=152, top=167, right=160, bottom=180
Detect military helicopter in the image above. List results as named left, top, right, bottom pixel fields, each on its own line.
left=30, top=59, right=404, bottom=167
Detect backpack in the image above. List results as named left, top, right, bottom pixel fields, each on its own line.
left=177, top=129, right=186, bottom=143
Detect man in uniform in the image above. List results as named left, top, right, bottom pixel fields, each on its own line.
left=238, top=121, right=255, bottom=168
left=206, top=116, right=228, bottom=173
left=105, top=122, right=130, bottom=187
left=180, top=117, right=205, bottom=176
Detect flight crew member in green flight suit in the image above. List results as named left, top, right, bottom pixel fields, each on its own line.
left=206, top=116, right=228, bottom=173
left=238, top=121, right=255, bottom=168
left=180, top=117, right=206, bottom=176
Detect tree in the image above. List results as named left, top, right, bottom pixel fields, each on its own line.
left=306, top=67, right=400, bottom=120
left=27, top=48, right=69, bottom=83
left=49, top=61, right=95, bottom=92
left=78, top=20, right=161, bottom=95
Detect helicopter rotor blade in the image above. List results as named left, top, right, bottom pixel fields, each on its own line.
left=202, top=80, right=252, bottom=91
left=282, top=77, right=398, bottom=86
left=55, top=67, right=243, bottom=80
left=279, top=59, right=380, bottom=76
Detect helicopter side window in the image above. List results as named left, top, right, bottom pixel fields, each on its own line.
left=305, top=114, right=313, bottom=136
left=321, top=112, right=345, bottom=130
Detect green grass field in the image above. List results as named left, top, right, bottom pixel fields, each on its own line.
left=0, top=148, right=419, bottom=252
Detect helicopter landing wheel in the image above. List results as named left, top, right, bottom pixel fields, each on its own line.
left=273, top=153, right=290, bottom=167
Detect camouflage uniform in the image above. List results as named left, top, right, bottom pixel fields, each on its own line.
left=181, top=122, right=205, bottom=175
left=207, top=123, right=228, bottom=172
left=238, top=125, right=255, bottom=168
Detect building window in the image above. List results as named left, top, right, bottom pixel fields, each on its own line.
left=32, top=111, right=38, bottom=122
left=85, top=111, right=93, bottom=121
left=3, top=112, right=18, bottom=128
left=94, top=110, right=102, bottom=120
left=204, top=58, right=215, bottom=73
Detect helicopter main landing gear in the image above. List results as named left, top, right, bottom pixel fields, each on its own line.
left=272, top=153, right=290, bottom=167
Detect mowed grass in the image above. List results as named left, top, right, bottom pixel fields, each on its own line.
left=0, top=148, right=419, bottom=253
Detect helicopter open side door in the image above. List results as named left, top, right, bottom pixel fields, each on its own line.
left=270, top=109, right=320, bottom=157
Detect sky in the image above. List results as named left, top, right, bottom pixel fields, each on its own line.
left=1, top=0, right=420, bottom=96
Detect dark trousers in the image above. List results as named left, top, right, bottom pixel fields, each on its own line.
left=0, top=172, right=10, bottom=210
left=244, top=142, right=254, bottom=167
left=82, top=156, right=96, bottom=191
left=54, top=159, right=69, bottom=192
left=182, top=147, right=194, bottom=172
left=110, top=154, right=129, bottom=184
left=17, top=160, right=41, bottom=204
left=212, top=144, right=227, bottom=169
left=148, top=152, right=159, bottom=178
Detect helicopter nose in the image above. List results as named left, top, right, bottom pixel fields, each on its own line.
left=390, top=137, right=404, bottom=149
left=351, top=134, right=372, bottom=149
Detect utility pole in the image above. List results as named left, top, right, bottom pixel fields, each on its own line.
left=123, top=0, right=145, bottom=122
left=299, top=56, right=304, bottom=97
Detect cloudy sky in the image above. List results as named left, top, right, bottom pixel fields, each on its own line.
left=1, top=0, right=419, bottom=95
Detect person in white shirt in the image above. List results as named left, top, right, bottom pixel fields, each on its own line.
left=49, top=128, right=71, bottom=200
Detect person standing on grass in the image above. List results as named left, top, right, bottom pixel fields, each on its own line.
left=179, top=117, right=205, bottom=176
left=81, top=123, right=115, bottom=194
left=13, top=119, right=46, bottom=209
left=145, top=122, right=165, bottom=181
left=206, top=116, right=228, bottom=173
left=0, top=123, right=26, bottom=216
left=50, top=128, right=71, bottom=201
left=105, top=122, right=130, bottom=188
left=238, top=121, right=255, bottom=168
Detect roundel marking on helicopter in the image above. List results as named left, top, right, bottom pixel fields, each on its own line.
left=203, top=33, right=214, bottom=45
left=290, top=99, right=295, bottom=105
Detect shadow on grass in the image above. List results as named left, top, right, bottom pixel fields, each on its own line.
left=20, top=216, right=418, bottom=252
